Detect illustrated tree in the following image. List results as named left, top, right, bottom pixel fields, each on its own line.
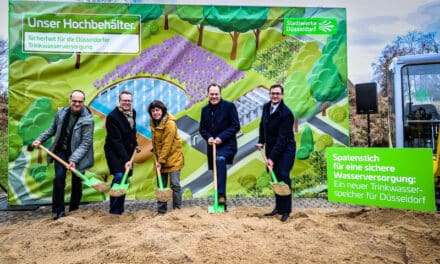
left=328, top=104, right=347, bottom=123
left=251, top=7, right=270, bottom=50
left=204, top=6, right=269, bottom=60
left=9, top=40, right=73, bottom=66
left=284, top=71, right=317, bottom=131
left=314, top=134, right=334, bottom=152
left=128, top=4, right=163, bottom=28
left=17, top=97, right=56, bottom=184
left=18, top=97, right=56, bottom=147
left=287, top=41, right=322, bottom=78
left=237, top=36, right=257, bottom=70
left=307, top=54, right=345, bottom=116
left=176, top=5, right=207, bottom=46
left=162, top=5, right=175, bottom=30
left=321, top=20, right=348, bottom=83
left=296, top=125, right=314, bottom=160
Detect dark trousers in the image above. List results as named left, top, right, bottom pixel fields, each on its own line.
left=109, top=172, right=125, bottom=214
left=52, top=150, right=83, bottom=214
left=272, top=151, right=294, bottom=214
left=215, top=155, right=227, bottom=198
left=157, top=170, right=182, bottom=213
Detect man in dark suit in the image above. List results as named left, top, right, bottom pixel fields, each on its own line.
left=104, top=91, right=138, bottom=215
left=199, top=83, right=240, bottom=210
left=256, top=84, right=296, bottom=222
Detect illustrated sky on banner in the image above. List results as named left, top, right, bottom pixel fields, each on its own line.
left=8, top=1, right=348, bottom=205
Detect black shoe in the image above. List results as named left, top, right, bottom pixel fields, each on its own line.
left=53, top=211, right=66, bottom=220
left=264, top=209, right=279, bottom=217
left=280, top=213, right=289, bottom=222
left=218, top=196, right=227, bottom=211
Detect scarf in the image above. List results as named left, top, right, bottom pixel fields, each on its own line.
left=118, top=106, right=134, bottom=129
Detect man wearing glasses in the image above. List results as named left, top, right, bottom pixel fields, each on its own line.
left=104, top=91, right=138, bottom=215
left=33, top=90, right=94, bottom=220
left=256, top=84, right=296, bottom=222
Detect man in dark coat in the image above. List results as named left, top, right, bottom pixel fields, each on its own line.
left=104, top=91, right=138, bottom=215
left=199, top=83, right=240, bottom=209
left=256, top=84, right=296, bottom=222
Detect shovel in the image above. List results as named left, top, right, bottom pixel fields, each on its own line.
left=208, top=143, right=225, bottom=213
left=109, top=150, right=137, bottom=197
left=258, top=148, right=291, bottom=196
left=38, top=145, right=110, bottom=193
left=154, top=155, right=173, bottom=203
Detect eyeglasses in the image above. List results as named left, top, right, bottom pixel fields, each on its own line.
left=120, top=100, right=132, bottom=103
left=71, top=100, right=84, bottom=104
left=270, top=92, right=282, bottom=96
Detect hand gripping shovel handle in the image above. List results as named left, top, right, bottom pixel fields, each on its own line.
left=120, top=150, right=137, bottom=185
left=258, top=148, right=291, bottom=196
left=258, top=148, right=279, bottom=184
left=38, top=145, right=109, bottom=192
left=153, top=155, right=165, bottom=189
left=109, top=150, right=137, bottom=197
left=38, top=145, right=88, bottom=181
left=153, top=155, right=173, bottom=202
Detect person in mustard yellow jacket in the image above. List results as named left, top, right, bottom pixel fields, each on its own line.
left=148, top=100, right=184, bottom=213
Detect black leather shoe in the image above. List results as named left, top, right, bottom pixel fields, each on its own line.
left=280, top=213, right=289, bottom=222
left=218, top=196, right=227, bottom=211
left=264, top=209, right=279, bottom=217
left=53, top=211, right=66, bottom=220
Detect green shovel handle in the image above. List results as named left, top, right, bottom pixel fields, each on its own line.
left=120, top=150, right=137, bottom=185
left=153, top=155, right=167, bottom=189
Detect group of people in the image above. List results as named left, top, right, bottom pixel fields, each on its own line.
left=33, top=83, right=296, bottom=223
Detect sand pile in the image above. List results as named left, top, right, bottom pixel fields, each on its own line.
left=0, top=206, right=439, bottom=264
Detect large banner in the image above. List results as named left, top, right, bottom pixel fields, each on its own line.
left=8, top=1, right=348, bottom=205
left=327, top=147, right=436, bottom=212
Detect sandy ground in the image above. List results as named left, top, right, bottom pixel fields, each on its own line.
left=0, top=206, right=439, bottom=264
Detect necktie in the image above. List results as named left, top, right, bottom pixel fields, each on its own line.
left=270, top=106, right=275, bottom=114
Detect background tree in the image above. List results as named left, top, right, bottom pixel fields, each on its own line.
left=372, top=31, right=440, bottom=96
left=350, top=31, right=440, bottom=147
left=0, top=37, right=7, bottom=96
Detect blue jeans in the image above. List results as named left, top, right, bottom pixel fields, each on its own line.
left=109, top=172, right=125, bottom=215
left=157, top=170, right=182, bottom=213
left=52, top=150, right=83, bottom=214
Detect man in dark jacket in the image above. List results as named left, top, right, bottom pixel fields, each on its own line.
left=256, top=84, right=296, bottom=222
left=104, top=91, right=138, bottom=215
left=33, top=90, right=94, bottom=220
left=199, top=83, right=240, bottom=209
